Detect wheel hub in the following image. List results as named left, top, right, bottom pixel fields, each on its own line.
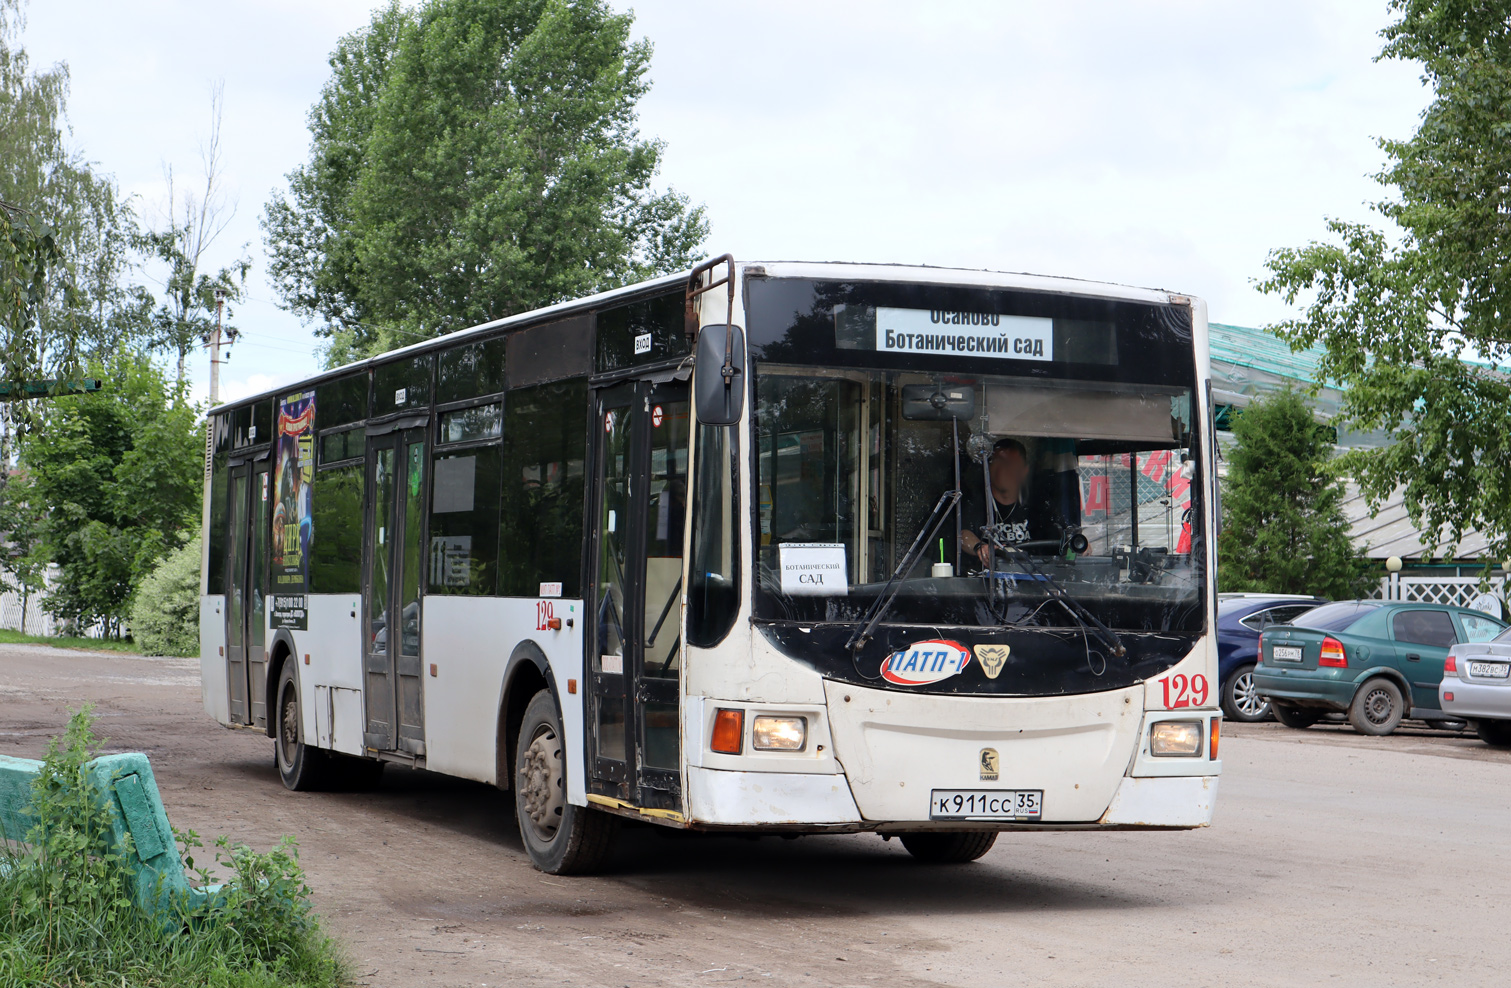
left=519, top=728, right=565, bottom=841
left=1364, top=688, right=1393, bottom=724
left=1235, top=672, right=1267, bottom=716
left=279, top=691, right=299, bottom=766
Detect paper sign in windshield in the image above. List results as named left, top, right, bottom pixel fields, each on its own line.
left=779, top=543, right=848, bottom=596
left=876, top=307, right=1053, bottom=362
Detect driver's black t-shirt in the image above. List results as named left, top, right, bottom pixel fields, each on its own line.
left=961, top=486, right=1038, bottom=545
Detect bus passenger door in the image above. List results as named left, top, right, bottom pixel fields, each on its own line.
left=224, top=459, right=271, bottom=727
left=588, top=381, right=689, bottom=810
left=363, top=428, right=428, bottom=755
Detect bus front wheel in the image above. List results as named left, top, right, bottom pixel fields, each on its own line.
left=514, top=690, right=617, bottom=875
left=899, top=831, right=998, bottom=863
left=275, top=661, right=329, bottom=791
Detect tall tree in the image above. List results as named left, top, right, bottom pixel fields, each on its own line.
left=21, top=353, right=202, bottom=636
left=141, top=85, right=251, bottom=386
left=1218, top=389, right=1373, bottom=598
left=1260, top=0, right=1511, bottom=564
left=0, top=0, right=138, bottom=395
left=264, top=0, right=707, bottom=361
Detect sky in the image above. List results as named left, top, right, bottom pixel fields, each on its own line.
left=18, top=0, right=1430, bottom=408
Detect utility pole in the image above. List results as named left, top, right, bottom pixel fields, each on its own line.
left=209, top=287, right=227, bottom=406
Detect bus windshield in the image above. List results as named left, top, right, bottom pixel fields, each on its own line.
left=753, top=365, right=1204, bottom=633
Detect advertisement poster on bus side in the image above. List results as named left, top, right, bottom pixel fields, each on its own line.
left=273, top=391, right=314, bottom=621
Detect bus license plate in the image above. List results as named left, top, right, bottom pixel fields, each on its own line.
left=1469, top=661, right=1511, bottom=679
left=1272, top=645, right=1304, bottom=662
left=930, top=789, right=1043, bottom=821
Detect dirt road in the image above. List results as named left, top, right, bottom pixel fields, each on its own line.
left=4, top=642, right=1509, bottom=987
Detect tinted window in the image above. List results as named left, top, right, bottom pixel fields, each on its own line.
left=1460, top=613, right=1506, bottom=644
left=320, top=428, right=365, bottom=464
left=439, top=404, right=502, bottom=444
left=437, top=336, right=506, bottom=404
left=310, top=462, right=363, bottom=593
left=428, top=448, right=502, bottom=595
left=596, top=292, right=687, bottom=372
left=1293, top=601, right=1380, bottom=632
left=206, top=414, right=231, bottom=594
left=499, top=380, right=587, bottom=597
left=373, top=355, right=433, bottom=416
left=688, top=424, right=739, bottom=646
left=1392, top=609, right=1458, bottom=648
left=317, top=373, right=367, bottom=429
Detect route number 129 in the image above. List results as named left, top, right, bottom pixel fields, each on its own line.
left=1158, top=673, right=1208, bottom=709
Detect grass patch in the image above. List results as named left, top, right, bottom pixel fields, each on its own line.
left=0, top=709, right=350, bottom=988
left=0, top=629, right=143, bottom=654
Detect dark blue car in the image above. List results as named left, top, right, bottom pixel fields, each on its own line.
left=1217, top=594, right=1327, bottom=722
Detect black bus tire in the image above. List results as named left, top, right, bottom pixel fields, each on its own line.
left=899, top=831, right=998, bottom=863
left=515, top=690, right=617, bottom=875
left=275, top=661, right=330, bottom=791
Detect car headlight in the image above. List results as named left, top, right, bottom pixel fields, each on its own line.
left=1150, top=720, right=1203, bottom=757
left=751, top=715, right=806, bottom=751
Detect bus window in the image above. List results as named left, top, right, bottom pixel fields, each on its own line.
left=316, top=372, right=367, bottom=430
left=499, top=380, right=588, bottom=597
left=595, top=292, right=687, bottom=373
left=373, top=354, right=434, bottom=417
left=688, top=424, right=740, bottom=647
left=428, top=447, right=501, bottom=593
left=310, top=461, right=363, bottom=593
left=206, top=413, right=231, bottom=594
left=437, top=336, right=506, bottom=405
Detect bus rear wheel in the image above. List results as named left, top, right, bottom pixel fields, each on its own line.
left=515, top=690, right=617, bottom=875
left=899, top=831, right=998, bottom=863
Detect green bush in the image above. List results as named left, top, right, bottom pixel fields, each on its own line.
left=0, top=708, right=349, bottom=987
left=130, top=535, right=202, bottom=657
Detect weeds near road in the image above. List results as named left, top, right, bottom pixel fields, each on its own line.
left=0, top=708, right=350, bottom=987
left=0, top=629, right=143, bottom=654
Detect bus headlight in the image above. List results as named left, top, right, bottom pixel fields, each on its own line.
left=751, top=716, right=806, bottom=751
left=1150, top=720, right=1203, bottom=757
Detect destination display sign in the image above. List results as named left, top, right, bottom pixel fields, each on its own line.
left=876, top=307, right=1054, bottom=362
left=778, top=543, right=848, bottom=596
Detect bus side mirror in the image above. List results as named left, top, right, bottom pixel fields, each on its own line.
left=694, top=324, right=745, bottom=426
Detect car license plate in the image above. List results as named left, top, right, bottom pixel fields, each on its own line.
left=930, top=789, right=1043, bottom=820
left=1469, top=661, right=1510, bottom=679
left=1272, top=645, right=1304, bottom=662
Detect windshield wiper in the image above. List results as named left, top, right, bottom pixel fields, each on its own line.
left=845, top=489, right=961, bottom=654
left=994, top=545, right=1127, bottom=658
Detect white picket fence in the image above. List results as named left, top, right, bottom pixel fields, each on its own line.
left=1374, top=574, right=1507, bottom=614
left=0, top=567, right=109, bottom=639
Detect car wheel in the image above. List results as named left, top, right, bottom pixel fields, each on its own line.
left=1474, top=719, right=1511, bottom=747
left=899, top=832, right=998, bottom=863
left=1348, top=678, right=1405, bottom=736
left=1271, top=703, right=1320, bottom=729
left=515, top=690, right=617, bottom=875
left=1221, top=665, right=1271, bottom=722
left=1424, top=718, right=1467, bottom=732
left=275, top=661, right=330, bottom=791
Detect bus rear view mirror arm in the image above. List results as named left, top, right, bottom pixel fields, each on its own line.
left=695, top=324, right=746, bottom=425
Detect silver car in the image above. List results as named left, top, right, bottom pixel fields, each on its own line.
left=1440, top=626, right=1511, bottom=745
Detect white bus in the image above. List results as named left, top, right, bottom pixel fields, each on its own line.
left=200, top=258, right=1221, bottom=873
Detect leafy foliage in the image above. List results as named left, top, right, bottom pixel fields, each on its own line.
left=1217, top=389, right=1374, bottom=597
left=0, top=472, right=47, bottom=633
left=0, top=707, right=348, bottom=987
left=20, top=354, right=202, bottom=636
left=130, top=534, right=202, bottom=657
left=264, top=0, right=708, bottom=360
left=1259, top=0, right=1511, bottom=564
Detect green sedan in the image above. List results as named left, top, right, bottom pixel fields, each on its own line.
left=1253, top=600, right=1508, bottom=735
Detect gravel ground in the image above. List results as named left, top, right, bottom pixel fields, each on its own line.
left=3, top=642, right=1508, bottom=987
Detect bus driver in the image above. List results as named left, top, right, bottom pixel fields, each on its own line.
left=958, top=437, right=1045, bottom=567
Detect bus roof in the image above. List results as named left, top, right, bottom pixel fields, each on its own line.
left=210, top=260, right=1200, bottom=414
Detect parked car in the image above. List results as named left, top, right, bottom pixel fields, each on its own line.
left=1254, top=600, right=1508, bottom=736
left=1439, top=625, right=1511, bottom=745
left=1216, top=593, right=1327, bottom=722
